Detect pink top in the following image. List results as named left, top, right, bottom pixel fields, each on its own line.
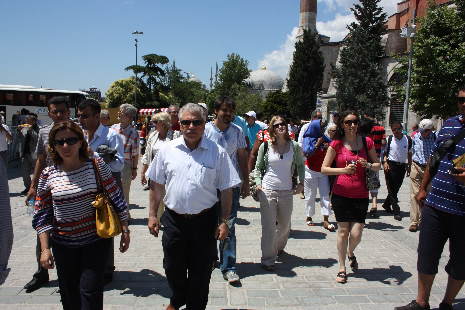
left=330, top=137, right=374, bottom=199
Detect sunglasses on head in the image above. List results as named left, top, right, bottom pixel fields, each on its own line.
left=53, top=137, right=80, bottom=146
left=343, top=119, right=359, bottom=126
left=458, top=97, right=465, bottom=104
left=77, top=113, right=96, bottom=119
left=180, top=120, right=204, bottom=127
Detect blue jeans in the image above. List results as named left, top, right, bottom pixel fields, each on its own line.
left=217, top=187, right=240, bottom=273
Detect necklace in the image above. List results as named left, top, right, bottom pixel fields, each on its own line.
left=276, top=141, right=288, bottom=160
left=344, top=139, right=359, bottom=169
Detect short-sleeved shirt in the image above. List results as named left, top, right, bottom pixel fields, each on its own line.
left=86, top=124, right=125, bottom=173
left=383, top=135, right=413, bottom=163
left=369, top=123, right=385, bottom=157
left=204, top=122, right=246, bottom=175
left=232, top=115, right=249, bottom=138
left=330, top=137, right=374, bottom=199
left=0, top=124, right=11, bottom=151
left=146, top=136, right=241, bottom=215
left=425, top=115, right=465, bottom=216
left=111, top=123, right=139, bottom=163
left=36, top=123, right=54, bottom=166
left=247, top=122, right=262, bottom=149
left=412, top=131, right=436, bottom=166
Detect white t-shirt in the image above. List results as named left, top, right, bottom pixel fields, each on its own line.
left=262, top=145, right=294, bottom=190
left=152, top=138, right=168, bottom=157
left=383, top=135, right=413, bottom=163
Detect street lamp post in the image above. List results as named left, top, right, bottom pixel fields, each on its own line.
left=132, top=30, right=143, bottom=108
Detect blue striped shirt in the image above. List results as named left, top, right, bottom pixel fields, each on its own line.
left=412, top=131, right=437, bottom=165
left=425, top=115, right=465, bottom=216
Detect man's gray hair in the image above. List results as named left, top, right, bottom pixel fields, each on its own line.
left=120, top=104, right=137, bottom=119
left=168, top=105, right=179, bottom=112
left=100, top=109, right=110, bottom=119
left=311, top=110, right=321, bottom=119
left=179, top=103, right=207, bottom=121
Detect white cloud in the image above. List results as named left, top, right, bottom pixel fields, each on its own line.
left=319, top=0, right=398, bottom=16
left=258, top=27, right=299, bottom=79
left=316, top=13, right=355, bottom=41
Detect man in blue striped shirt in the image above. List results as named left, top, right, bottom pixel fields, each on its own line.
left=396, top=85, right=465, bottom=310
left=408, top=119, right=436, bottom=232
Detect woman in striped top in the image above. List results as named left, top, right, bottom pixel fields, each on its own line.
left=32, top=121, right=130, bottom=310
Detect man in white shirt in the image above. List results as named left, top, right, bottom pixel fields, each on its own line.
left=0, top=115, right=13, bottom=169
left=204, top=96, right=249, bottom=283
left=147, top=103, right=240, bottom=310
left=382, top=121, right=413, bottom=221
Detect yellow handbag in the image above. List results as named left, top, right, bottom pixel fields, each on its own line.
left=91, top=158, right=122, bottom=238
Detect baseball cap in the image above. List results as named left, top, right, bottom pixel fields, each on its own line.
left=198, top=103, right=208, bottom=111
left=244, top=111, right=256, bottom=119
left=419, top=119, right=433, bottom=133
left=332, top=111, right=339, bottom=116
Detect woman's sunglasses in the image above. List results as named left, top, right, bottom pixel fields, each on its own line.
left=53, top=138, right=80, bottom=146
left=343, top=120, right=360, bottom=126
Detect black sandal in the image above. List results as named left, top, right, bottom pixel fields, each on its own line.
left=336, top=271, right=347, bottom=283
left=348, top=255, right=358, bottom=272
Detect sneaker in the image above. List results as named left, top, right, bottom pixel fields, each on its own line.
left=395, top=300, right=430, bottom=310
left=409, top=224, right=418, bottom=232
left=394, top=214, right=402, bottom=221
left=438, top=302, right=453, bottom=310
left=223, top=270, right=240, bottom=283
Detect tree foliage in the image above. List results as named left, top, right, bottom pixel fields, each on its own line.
left=106, top=77, right=145, bottom=108
left=287, top=28, right=325, bottom=120
left=261, top=90, right=290, bottom=120
left=390, top=0, right=465, bottom=119
left=215, top=53, right=250, bottom=96
left=331, top=0, right=389, bottom=118
left=205, top=84, right=262, bottom=115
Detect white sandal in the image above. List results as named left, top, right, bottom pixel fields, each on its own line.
left=306, top=217, right=314, bottom=226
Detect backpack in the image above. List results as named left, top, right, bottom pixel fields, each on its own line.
left=385, top=134, right=412, bottom=160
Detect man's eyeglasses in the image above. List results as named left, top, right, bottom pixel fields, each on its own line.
left=50, top=110, right=68, bottom=116
left=169, top=111, right=179, bottom=114
left=273, top=122, right=286, bottom=129
left=180, top=120, right=204, bottom=127
left=53, top=137, right=80, bottom=146
left=391, top=127, right=402, bottom=132
left=458, top=97, right=465, bottom=104
left=77, top=113, right=96, bottom=119
left=343, top=120, right=359, bottom=126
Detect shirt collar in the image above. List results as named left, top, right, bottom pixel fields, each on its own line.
left=177, top=135, right=211, bottom=151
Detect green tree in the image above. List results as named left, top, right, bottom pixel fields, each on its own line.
left=261, top=90, right=290, bottom=120
left=232, top=84, right=263, bottom=115
left=390, top=0, right=465, bottom=119
left=331, top=0, right=389, bottom=118
left=125, top=53, right=169, bottom=107
left=106, top=77, right=145, bottom=108
left=215, top=53, right=250, bottom=96
left=287, top=28, right=325, bottom=120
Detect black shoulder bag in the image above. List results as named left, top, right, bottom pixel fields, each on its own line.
left=428, top=129, right=465, bottom=177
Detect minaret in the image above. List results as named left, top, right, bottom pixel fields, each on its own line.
left=297, top=0, right=317, bottom=40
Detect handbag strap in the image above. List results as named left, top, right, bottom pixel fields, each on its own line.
left=362, top=136, right=371, bottom=163
left=92, top=158, right=104, bottom=193
left=436, top=128, right=465, bottom=160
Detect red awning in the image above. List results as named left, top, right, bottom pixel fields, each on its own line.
left=138, top=108, right=168, bottom=115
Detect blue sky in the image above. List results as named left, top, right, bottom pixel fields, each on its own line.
left=0, top=0, right=398, bottom=96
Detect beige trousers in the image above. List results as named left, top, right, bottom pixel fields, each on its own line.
left=410, top=161, right=431, bottom=226
left=121, top=162, right=133, bottom=206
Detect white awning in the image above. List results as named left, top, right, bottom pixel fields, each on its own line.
left=138, top=108, right=168, bottom=115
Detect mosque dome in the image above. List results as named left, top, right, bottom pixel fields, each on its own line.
left=189, top=74, right=202, bottom=84
left=244, top=64, right=284, bottom=91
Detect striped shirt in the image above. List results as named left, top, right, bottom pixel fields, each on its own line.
left=36, top=123, right=53, bottom=166
left=32, top=157, right=129, bottom=247
left=111, top=123, right=139, bottom=163
left=425, top=115, right=465, bottom=216
left=0, top=156, right=13, bottom=270
left=369, top=123, right=385, bottom=157
left=412, top=131, right=436, bottom=165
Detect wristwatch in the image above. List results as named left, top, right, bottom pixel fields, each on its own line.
left=220, top=217, right=230, bottom=226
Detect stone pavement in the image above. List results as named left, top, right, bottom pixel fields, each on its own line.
left=2, top=159, right=465, bottom=310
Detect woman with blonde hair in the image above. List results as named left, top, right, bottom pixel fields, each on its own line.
left=254, top=115, right=305, bottom=271
left=321, top=111, right=380, bottom=283
left=141, top=112, right=181, bottom=217
left=32, top=120, right=130, bottom=309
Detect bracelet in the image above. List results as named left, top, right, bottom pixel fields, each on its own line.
left=41, top=248, right=50, bottom=254
left=220, top=217, right=231, bottom=226
left=123, top=229, right=130, bottom=234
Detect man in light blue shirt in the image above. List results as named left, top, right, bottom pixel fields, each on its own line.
left=204, top=96, right=249, bottom=283
left=244, top=111, right=262, bottom=150
left=231, top=109, right=250, bottom=151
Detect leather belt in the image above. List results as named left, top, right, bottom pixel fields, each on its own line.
left=413, top=161, right=427, bottom=169
left=170, top=206, right=213, bottom=219
left=387, top=160, right=406, bottom=166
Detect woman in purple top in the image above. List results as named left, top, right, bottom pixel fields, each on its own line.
left=321, top=111, right=380, bottom=283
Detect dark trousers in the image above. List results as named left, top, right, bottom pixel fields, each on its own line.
left=162, top=207, right=218, bottom=310
left=104, top=171, right=122, bottom=280
left=383, top=161, right=407, bottom=215
left=51, top=238, right=111, bottom=310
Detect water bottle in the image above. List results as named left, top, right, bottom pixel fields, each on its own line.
left=27, top=198, right=35, bottom=215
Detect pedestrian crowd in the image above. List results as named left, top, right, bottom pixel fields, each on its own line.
left=1, top=85, right=465, bottom=310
